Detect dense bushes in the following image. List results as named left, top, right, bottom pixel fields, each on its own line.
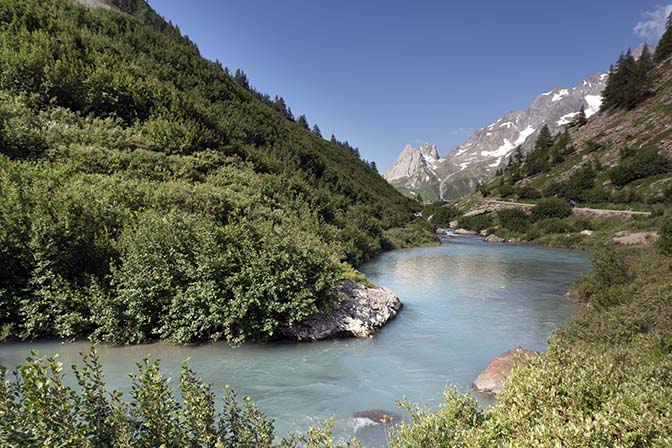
left=608, top=147, right=671, bottom=186
left=0, top=0, right=428, bottom=344
left=423, top=203, right=460, bottom=228
left=0, top=348, right=349, bottom=447
left=458, top=214, right=494, bottom=232
left=531, top=198, right=573, bottom=220
left=497, top=208, right=530, bottom=232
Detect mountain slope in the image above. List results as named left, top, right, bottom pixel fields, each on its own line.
left=485, top=48, right=672, bottom=207
left=0, top=0, right=426, bottom=345
left=385, top=70, right=609, bottom=201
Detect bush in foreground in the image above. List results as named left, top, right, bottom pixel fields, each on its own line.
left=0, top=348, right=353, bottom=448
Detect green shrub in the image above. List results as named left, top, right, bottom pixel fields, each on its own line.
left=425, top=204, right=460, bottom=228
left=608, top=147, right=672, bottom=186
left=497, top=208, right=531, bottom=233
left=515, top=185, right=541, bottom=199
left=498, top=183, right=515, bottom=197
left=531, top=198, right=572, bottom=220
left=458, top=214, right=494, bottom=232
left=658, top=218, right=672, bottom=256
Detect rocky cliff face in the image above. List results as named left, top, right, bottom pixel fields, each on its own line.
left=385, top=71, right=608, bottom=201
left=383, top=144, right=442, bottom=202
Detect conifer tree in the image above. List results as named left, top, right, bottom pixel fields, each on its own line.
left=571, top=105, right=587, bottom=127
left=311, top=124, right=322, bottom=137
left=526, top=125, right=553, bottom=175
left=297, top=114, right=309, bottom=130
left=655, top=12, right=672, bottom=62
left=535, top=124, right=553, bottom=150
left=602, top=47, right=654, bottom=110
left=233, top=68, right=249, bottom=89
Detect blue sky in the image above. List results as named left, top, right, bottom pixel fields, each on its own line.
left=149, top=1, right=671, bottom=172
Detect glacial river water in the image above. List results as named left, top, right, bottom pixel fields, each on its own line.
left=0, top=237, right=590, bottom=446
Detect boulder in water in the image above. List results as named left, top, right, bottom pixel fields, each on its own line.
left=353, top=409, right=400, bottom=425
left=485, top=234, right=506, bottom=243
left=279, top=281, right=402, bottom=341
left=473, top=347, right=538, bottom=394
left=455, top=228, right=478, bottom=235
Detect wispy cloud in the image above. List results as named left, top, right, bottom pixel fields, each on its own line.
left=447, top=128, right=474, bottom=136
left=634, top=4, right=672, bottom=41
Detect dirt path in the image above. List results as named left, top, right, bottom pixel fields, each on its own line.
left=471, top=200, right=653, bottom=218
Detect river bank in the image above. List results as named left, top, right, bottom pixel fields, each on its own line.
left=0, top=238, right=588, bottom=446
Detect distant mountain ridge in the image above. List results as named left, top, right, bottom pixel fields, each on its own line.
left=384, top=45, right=657, bottom=202
left=385, top=70, right=609, bottom=201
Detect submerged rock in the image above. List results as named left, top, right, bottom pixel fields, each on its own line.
left=485, top=234, right=506, bottom=243
left=353, top=409, right=400, bottom=425
left=455, top=228, right=478, bottom=235
left=473, top=347, right=538, bottom=394
left=279, top=280, right=402, bottom=341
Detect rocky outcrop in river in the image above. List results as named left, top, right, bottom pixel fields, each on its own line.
left=473, top=347, right=538, bottom=394
left=279, top=280, right=402, bottom=341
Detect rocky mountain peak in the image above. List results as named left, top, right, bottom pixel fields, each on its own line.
left=384, top=144, right=440, bottom=182
left=385, top=66, right=617, bottom=201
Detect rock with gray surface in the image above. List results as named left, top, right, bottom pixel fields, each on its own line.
left=280, top=280, right=402, bottom=341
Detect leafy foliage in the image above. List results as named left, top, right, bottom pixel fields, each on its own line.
left=0, top=347, right=355, bottom=447
left=608, top=147, right=672, bottom=187
left=0, top=0, right=427, bottom=344
left=458, top=214, right=494, bottom=232
left=531, top=198, right=572, bottom=220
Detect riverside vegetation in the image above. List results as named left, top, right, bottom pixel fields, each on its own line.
left=0, top=0, right=437, bottom=346
left=2, top=0, right=672, bottom=446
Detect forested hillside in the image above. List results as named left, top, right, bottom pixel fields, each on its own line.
left=0, top=0, right=431, bottom=345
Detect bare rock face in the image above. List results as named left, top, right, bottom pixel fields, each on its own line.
left=279, top=280, right=402, bottom=341
left=473, top=347, right=538, bottom=394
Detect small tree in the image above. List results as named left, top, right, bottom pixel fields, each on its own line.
left=571, top=105, right=587, bottom=127
left=311, top=124, right=322, bottom=137
left=297, top=115, right=309, bottom=130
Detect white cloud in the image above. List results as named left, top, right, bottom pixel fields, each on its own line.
left=634, top=4, right=672, bottom=41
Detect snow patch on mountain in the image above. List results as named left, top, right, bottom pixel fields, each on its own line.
left=552, top=89, right=569, bottom=102
left=585, top=95, right=602, bottom=117
left=557, top=111, right=579, bottom=126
